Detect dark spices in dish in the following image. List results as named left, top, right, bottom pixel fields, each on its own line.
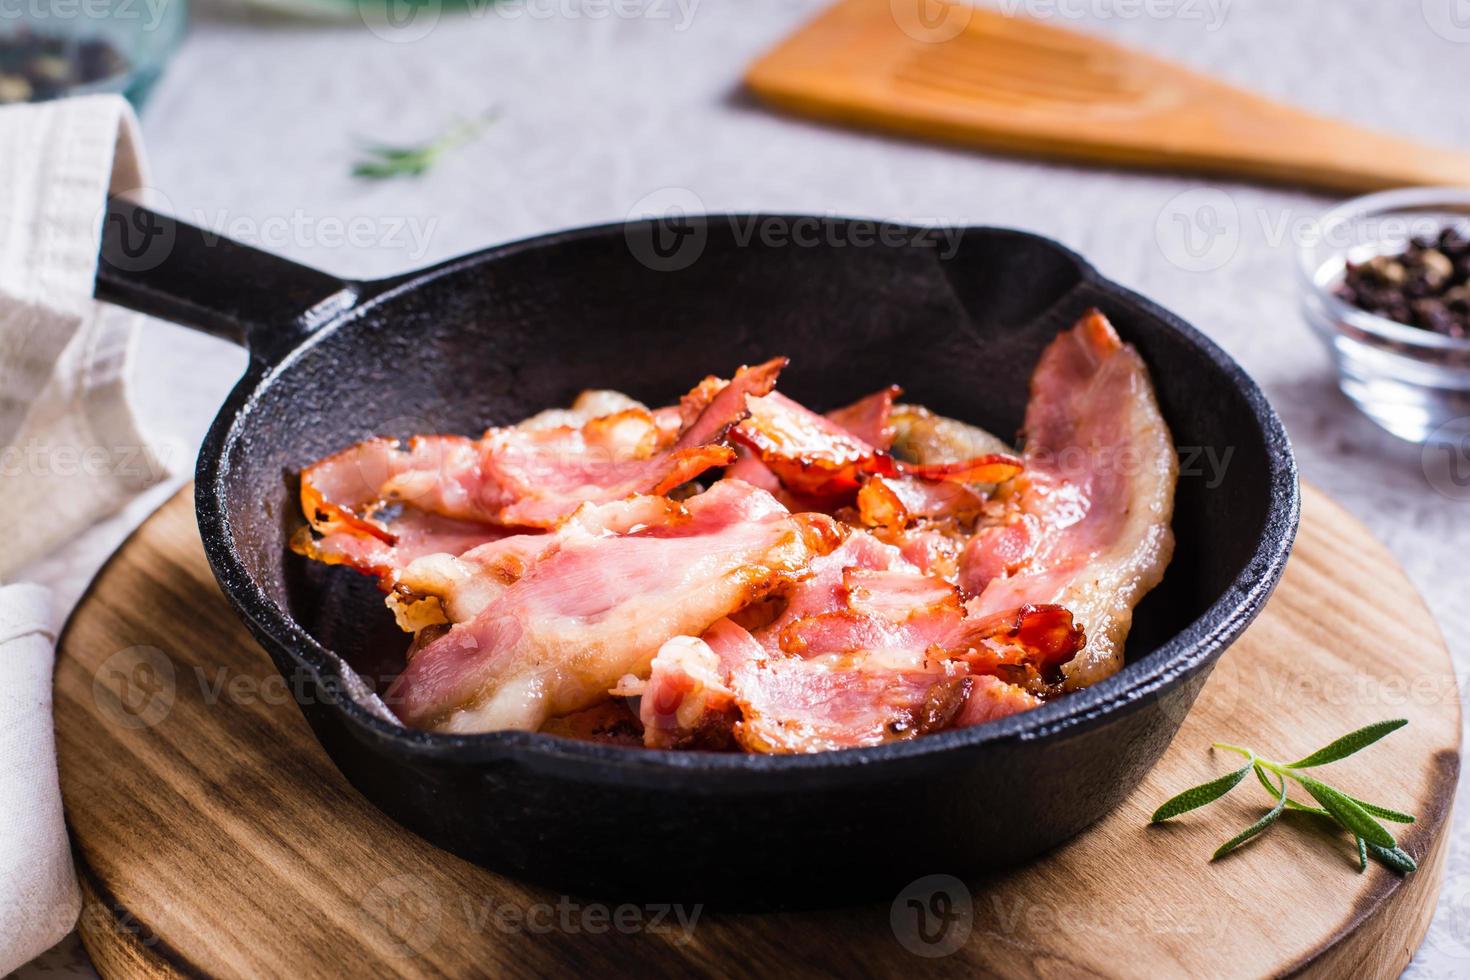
left=1335, top=225, right=1470, bottom=339
left=0, top=29, right=129, bottom=104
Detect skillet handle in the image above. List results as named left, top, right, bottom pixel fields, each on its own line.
left=95, top=197, right=360, bottom=364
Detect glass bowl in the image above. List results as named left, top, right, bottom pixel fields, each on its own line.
left=0, top=0, right=187, bottom=109
left=1298, top=187, right=1470, bottom=445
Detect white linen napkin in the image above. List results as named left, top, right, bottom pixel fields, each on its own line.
left=0, top=586, right=76, bottom=972
left=0, top=95, right=168, bottom=975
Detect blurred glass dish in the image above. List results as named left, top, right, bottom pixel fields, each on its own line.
left=237, top=0, right=479, bottom=20
left=1299, top=187, right=1470, bottom=445
left=237, top=0, right=362, bottom=17
left=0, top=0, right=187, bottom=108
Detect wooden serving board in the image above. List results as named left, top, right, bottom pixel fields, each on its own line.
left=55, top=483, right=1459, bottom=979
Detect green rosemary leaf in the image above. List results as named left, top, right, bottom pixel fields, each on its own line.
left=1284, top=719, right=1408, bottom=769
left=351, top=112, right=497, bottom=181
left=1256, top=764, right=1330, bottom=816
left=1254, top=763, right=1282, bottom=798
left=1153, top=721, right=1416, bottom=877
left=1299, top=776, right=1396, bottom=848
left=1259, top=765, right=1373, bottom=822
left=352, top=159, right=428, bottom=179
left=1365, top=842, right=1418, bottom=874
left=1152, top=757, right=1253, bottom=822
left=1284, top=798, right=1331, bottom=817
left=1213, top=772, right=1288, bottom=860
left=361, top=146, right=433, bottom=163
left=1347, top=797, right=1415, bottom=824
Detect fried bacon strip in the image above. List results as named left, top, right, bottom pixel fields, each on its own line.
left=750, top=530, right=910, bottom=651
left=626, top=626, right=748, bottom=750
left=474, top=410, right=732, bottom=529
left=825, top=385, right=902, bottom=450
left=716, top=387, right=903, bottom=509
left=624, top=529, right=1082, bottom=752
left=386, top=496, right=686, bottom=632
left=291, top=507, right=511, bottom=588
left=630, top=610, right=1054, bottom=754
left=294, top=313, right=1176, bottom=750
left=294, top=359, right=785, bottom=583
left=733, top=391, right=884, bottom=497
left=731, top=645, right=975, bottom=754
left=516, top=389, right=659, bottom=434
left=856, top=473, right=988, bottom=528
left=844, top=413, right=1020, bottom=584
left=385, top=480, right=842, bottom=733
left=732, top=389, right=1022, bottom=502
left=961, top=310, right=1177, bottom=689
left=889, top=403, right=1016, bottom=466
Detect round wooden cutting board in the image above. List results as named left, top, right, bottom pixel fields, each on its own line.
left=54, top=483, right=1459, bottom=979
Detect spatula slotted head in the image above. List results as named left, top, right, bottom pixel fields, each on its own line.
left=746, top=0, right=1470, bottom=191
left=893, top=6, right=1158, bottom=111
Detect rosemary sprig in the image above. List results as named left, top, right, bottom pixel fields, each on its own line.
left=1150, top=719, right=1417, bottom=874
left=352, top=112, right=497, bottom=180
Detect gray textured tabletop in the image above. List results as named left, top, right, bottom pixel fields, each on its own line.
left=17, top=0, right=1470, bottom=974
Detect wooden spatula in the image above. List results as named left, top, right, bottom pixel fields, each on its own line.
left=746, top=0, right=1470, bottom=192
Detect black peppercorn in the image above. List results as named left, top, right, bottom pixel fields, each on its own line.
left=1337, top=222, right=1470, bottom=339
left=0, top=29, right=129, bottom=104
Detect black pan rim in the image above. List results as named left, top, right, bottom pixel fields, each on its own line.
left=194, top=214, right=1300, bottom=777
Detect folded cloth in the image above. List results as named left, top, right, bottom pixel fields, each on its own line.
left=0, top=95, right=166, bottom=579
left=0, top=586, right=77, bottom=975
left=0, top=95, right=168, bottom=973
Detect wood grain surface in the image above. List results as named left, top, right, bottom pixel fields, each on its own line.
left=745, top=0, right=1470, bottom=192
left=54, top=483, right=1459, bottom=978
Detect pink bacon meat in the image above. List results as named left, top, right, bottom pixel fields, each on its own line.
left=960, top=310, right=1177, bottom=688
left=291, top=506, right=513, bottom=588
left=634, top=610, right=1056, bottom=754
left=823, top=385, right=902, bottom=450
left=385, top=480, right=842, bottom=733
left=731, top=387, right=1022, bottom=503
left=630, top=530, right=1082, bottom=752
left=292, top=312, right=1175, bottom=750
left=293, top=358, right=786, bottom=583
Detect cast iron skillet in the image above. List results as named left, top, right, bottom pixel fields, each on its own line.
left=96, top=200, right=1298, bottom=906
